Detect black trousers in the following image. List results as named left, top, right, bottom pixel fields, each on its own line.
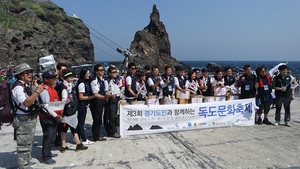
left=39, top=117, right=58, bottom=161
left=90, top=104, right=104, bottom=139
left=104, top=102, right=118, bottom=135
left=257, top=100, right=271, bottom=116
left=275, top=96, right=291, bottom=122
left=77, top=104, right=88, bottom=142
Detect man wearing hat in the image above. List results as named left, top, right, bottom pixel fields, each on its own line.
left=39, top=70, right=63, bottom=164
left=12, top=63, right=44, bottom=168
left=273, top=65, right=294, bottom=127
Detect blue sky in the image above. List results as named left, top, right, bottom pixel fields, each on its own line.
left=51, top=0, right=300, bottom=62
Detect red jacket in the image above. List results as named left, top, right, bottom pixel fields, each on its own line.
left=39, top=84, right=63, bottom=118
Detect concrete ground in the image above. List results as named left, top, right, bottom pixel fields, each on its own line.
left=0, top=97, right=300, bottom=169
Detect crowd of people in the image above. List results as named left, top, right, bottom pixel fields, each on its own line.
left=6, top=61, right=296, bottom=168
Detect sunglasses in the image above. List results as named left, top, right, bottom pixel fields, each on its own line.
left=131, top=67, right=136, bottom=70
left=24, top=71, right=33, bottom=75
left=98, top=69, right=104, bottom=72
left=111, top=71, right=117, bottom=73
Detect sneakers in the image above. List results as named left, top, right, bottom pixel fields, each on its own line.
left=108, top=133, right=121, bottom=138
left=274, top=121, right=280, bottom=126
left=43, top=158, right=56, bottom=165
left=75, top=143, right=88, bottom=152
left=94, top=137, right=107, bottom=142
left=285, top=122, right=292, bottom=127
left=82, top=139, right=94, bottom=145
left=255, top=116, right=262, bottom=125
left=262, top=118, right=273, bottom=125
left=60, top=146, right=69, bottom=153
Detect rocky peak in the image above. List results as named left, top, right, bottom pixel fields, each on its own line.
left=126, top=4, right=187, bottom=71
left=0, top=0, right=94, bottom=69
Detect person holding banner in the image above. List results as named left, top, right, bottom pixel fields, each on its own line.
left=273, top=65, right=294, bottom=127
left=39, top=71, right=63, bottom=165
left=147, top=65, right=163, bottom=97
left=104, top=66, right=122, bottom=138
left=90, top=64, right=109, bottom=141
left=255, top=66, right=273, bottom=125
left=236, top=65, right=256, bottom=99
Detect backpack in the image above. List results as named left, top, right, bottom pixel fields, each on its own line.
left=63, top=88, right=79, bottom=116
left=0, top=81, right=16, bottom=127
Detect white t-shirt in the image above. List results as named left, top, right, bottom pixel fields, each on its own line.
left=90, top=76, right=108, bottom=94
left=126, top=76, right=133, bottom=86
left=12, top=81, right=28, bottom=115
left=78, top=82, right=85, bottom=93
left=185, top=80, right=199, bottom=92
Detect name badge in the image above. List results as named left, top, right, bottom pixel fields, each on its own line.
left=264, top=85, right=269, bottom=91
left=168, top=85, right=173, bottom=91
left=245, top=85, right=250, bottom=91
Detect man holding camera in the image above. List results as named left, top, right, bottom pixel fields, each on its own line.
left=12, top=63, right=44, bottom=169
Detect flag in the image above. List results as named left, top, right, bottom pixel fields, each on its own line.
left=268, top=62, right=288, bottom=77
left=39, top=55, right=57, bottom=71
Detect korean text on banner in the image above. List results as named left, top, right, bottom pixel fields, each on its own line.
left=120, top=98, right=255, bottom=136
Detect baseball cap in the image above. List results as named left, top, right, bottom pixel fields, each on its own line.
left=42, top=70, right=57, bottom=79
left=63, top=69, right=74, bottom=78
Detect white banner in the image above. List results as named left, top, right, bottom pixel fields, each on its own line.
left=120, top=98, right=255, bottom=136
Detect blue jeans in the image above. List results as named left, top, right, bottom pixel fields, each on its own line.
left=39, top=117, right=58, bottom=160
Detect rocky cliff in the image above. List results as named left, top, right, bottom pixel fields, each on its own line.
left=127, top=5, right=188, bottom=71
left=0, top=0, right=94, bottom=68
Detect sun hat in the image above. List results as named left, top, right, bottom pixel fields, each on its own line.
left=13, top=63, right=34, bottom=75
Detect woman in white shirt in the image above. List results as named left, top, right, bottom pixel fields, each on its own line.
left=185, top=70, right=201, bottom=95
left=75, top=68, right=95, bottom=145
